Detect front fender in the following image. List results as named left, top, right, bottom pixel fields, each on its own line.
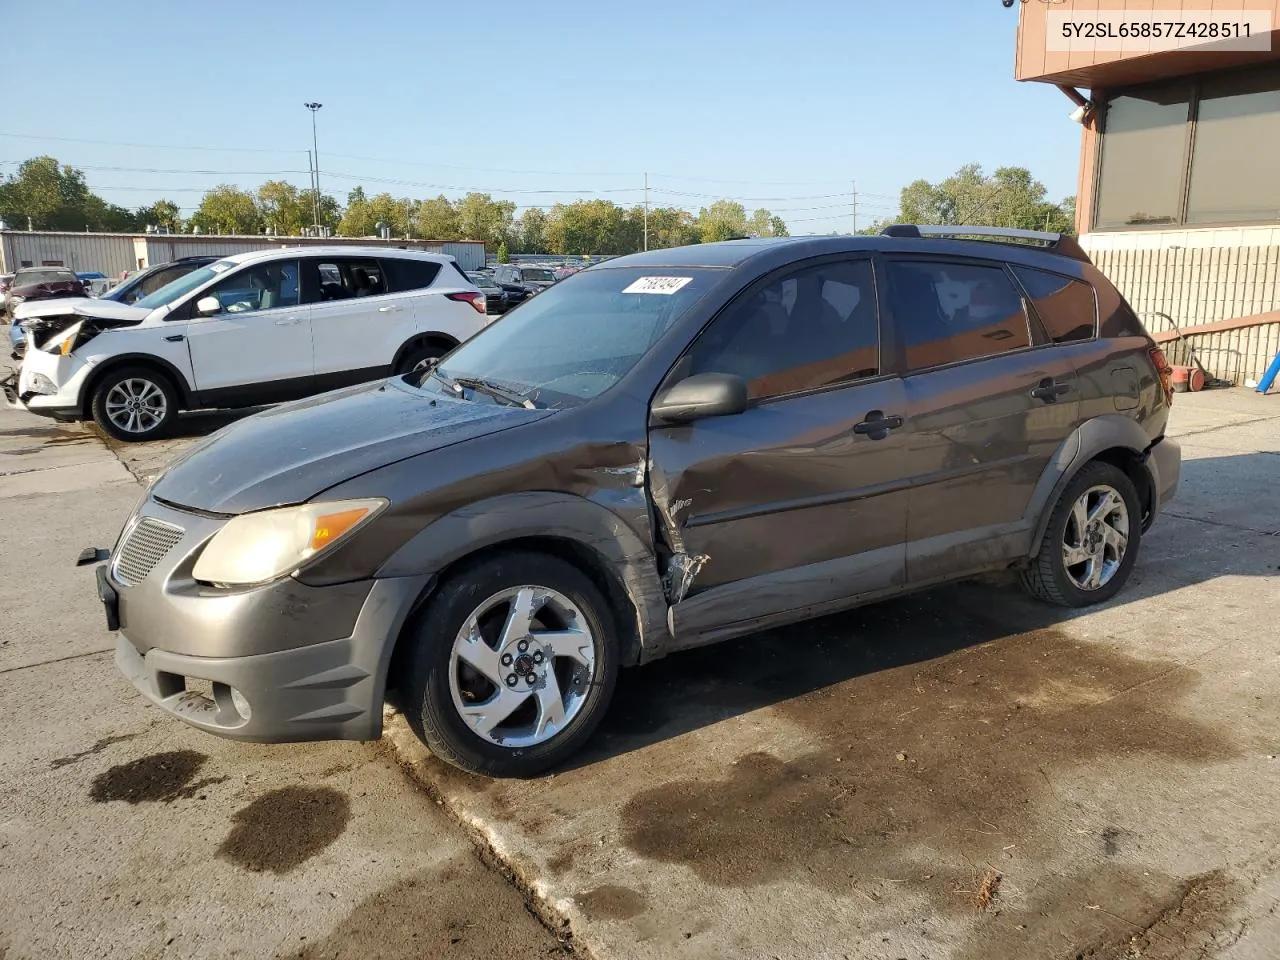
left=376, top=490, right=670, bottom=664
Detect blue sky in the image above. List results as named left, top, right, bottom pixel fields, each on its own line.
left=2, top=0, right=1080, bottom=235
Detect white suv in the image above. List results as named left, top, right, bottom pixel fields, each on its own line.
left=16, top=247, right=488, bottom=440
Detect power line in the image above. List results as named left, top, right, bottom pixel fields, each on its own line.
left=0, top=131, right=304, bottom=155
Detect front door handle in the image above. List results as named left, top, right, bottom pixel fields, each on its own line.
left=1030, top=377, right=1073, bottom=402
left=853, top=410, right=904, bottom=439
left=274, top=316, right=304, bottom=326
left=377, top=305, right=403, bottom=313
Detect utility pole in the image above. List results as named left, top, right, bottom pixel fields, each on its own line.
left=644, top=172, right=650, bottom=251
left=304, top=102, right=323, bottom=232
left=306, top=150, right=315, bottom=235
left=852, top=180, right=858, bottom=235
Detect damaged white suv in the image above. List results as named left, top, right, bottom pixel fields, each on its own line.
left=16, top=246, right=488, bottom=440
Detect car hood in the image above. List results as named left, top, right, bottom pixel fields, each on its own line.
left=13, top=296, right=96, bottom=321
left=68, top=300, right=152, bottom=323
left=151, top=377, right=554, bottom=515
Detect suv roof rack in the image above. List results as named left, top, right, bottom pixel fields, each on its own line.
left=880, top=224, right=1090, bottom=263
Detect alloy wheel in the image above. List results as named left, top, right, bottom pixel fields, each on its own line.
left=1062, top=484, right=1130, bottom=591
left=104, top=378, right=168, bottom=435
left=448, top=585, right=597, bottom=748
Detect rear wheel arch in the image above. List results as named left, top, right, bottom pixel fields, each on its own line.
left=391, top=333, right=459, bottom=375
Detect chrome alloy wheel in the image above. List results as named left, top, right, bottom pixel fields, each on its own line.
left=448, top=585, right=597, bottom=748
left=104, top=378, right=167, bottom=435
left=1062, top=484, right=1130, bottom=591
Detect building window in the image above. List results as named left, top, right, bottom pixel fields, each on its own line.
left=1186, top=70, right=1280, bottom=224
left=1094, top=64, right=1280, bottom=230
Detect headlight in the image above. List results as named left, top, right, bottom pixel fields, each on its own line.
left=192, top=498, right=387, bottom=586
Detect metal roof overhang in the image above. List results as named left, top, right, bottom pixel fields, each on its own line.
left=1024, top=33, right=1280, bottom=90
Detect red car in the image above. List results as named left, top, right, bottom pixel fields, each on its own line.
left=3, top=267, right=88, bottom=319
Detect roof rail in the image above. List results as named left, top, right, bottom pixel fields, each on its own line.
left=880, top=224, right=1091, bottom=263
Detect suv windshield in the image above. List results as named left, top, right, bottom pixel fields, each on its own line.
left=520, top=268, right=555, bottom=282
left=133, top=260, right=233, bottom=311
left=433, top=267, right=717, bottom=408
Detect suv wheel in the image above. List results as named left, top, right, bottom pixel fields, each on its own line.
left=90, top=366, right=179, bottom=442
left=1022, top=461, right=1141, bottom=607
left=396, top=342, right=450, bottom=376
left=402, top=552, right=619, bottom=777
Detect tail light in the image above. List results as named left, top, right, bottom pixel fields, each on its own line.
left=1149, top=345, right=1174, bottom=405
left=446, top=291, right=486, bottom=315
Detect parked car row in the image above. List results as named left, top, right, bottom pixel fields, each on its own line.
left=11, top=246, right=490, bottom=441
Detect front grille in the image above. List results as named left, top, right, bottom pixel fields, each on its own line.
left=113, top=517, right=184, bottom=587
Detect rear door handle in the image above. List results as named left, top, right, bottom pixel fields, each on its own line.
left=853, top=410, right=904, bottom=439
left=377, top=305, right=403, bottom=313
left=163, top=334, right=185, bottom=342
left=1030, top=377, right=1073, bottom=402
left=274, top=316, right=304, bottom=326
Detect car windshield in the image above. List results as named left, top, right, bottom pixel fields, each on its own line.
left=133, top=261, right=232, bottom=310
left=17, top=269, right=77, bottom=285
left=521, top=268, right=555, bottom=282
left=432, top=267, right=718, bottom=409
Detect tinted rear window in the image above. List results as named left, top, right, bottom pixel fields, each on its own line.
left=382, top=258, right=442, bottom=293
left=1013, top=266, right=1097, bottom=344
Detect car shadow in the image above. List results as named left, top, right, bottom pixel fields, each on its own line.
left=571, top=450, right=1280, bottom=771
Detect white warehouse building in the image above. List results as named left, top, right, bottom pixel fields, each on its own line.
left=0, top=231, right=486, bottom=277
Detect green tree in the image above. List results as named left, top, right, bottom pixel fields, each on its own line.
left=338, top=187, right=374, bottom=236
left=0, top=156, right=111, bottom=230
left=897, top=164, right=1076, bottom=235
left=519, top=208, right=547, bottom=253
left=137, top=199, right=183, bottom=232
left=646, top=207, right=699, bottom=249
left=417, top=195, right=460, bottom=240
left=190, top=185, right=260, bottom=234
left=456, top=192, right=516, bottom=246
left=697, top=199, right=748, bottom=243
left=496, top=241, right=510, bottom=264
left=256, top=180, right=309, bottom=235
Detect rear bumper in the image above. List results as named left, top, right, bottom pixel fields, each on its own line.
left=1145, top=436, right=1181, bottom=525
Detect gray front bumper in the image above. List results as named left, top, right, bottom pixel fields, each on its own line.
left=111, top=496, right=430, bottom=742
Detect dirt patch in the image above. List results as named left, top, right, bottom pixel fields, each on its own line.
left=575, top=884, right=648, bottom=921
left=90, top=750, right=226, bottom=803
left=282, top=853, right=569, bottom=959
left=217, top=786, right=350, bottom=874
left=618, top=625, right=1234, bottom=914
left=51, top=733, right=139, bottom=770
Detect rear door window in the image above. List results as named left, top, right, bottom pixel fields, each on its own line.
left=1012, top=266, right=1097, bottom=344
left=309, top=258, right=387, bottom=301
left=885, top=260, right=1031, bottom=372
left=382, top=257, right=441, bottom=293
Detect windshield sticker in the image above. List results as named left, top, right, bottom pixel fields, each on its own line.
left=622, top=276, right=694, bottom=295
left=209, top=261, right=234, bottom=273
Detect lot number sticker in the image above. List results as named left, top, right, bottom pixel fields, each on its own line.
left=622, top=276, right=694, bottom=295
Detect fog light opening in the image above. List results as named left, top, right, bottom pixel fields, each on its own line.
left=229, top=686, right=252, bottom=721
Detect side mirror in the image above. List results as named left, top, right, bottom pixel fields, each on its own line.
left=195, top=295, right=221, bottom=317
left=651, top=372, right=748, bottom=424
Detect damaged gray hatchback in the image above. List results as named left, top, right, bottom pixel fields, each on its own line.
left=99, top=227, right=1180, bottom=776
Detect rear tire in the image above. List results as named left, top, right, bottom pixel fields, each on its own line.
left=1021, top=461, right=1141, bottom=607
left=90, top=366, right=179, bottom=442
left=402, top=551, right=620, bottom=777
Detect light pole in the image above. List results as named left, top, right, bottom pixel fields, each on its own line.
left=304, top=102, right=323, bottom=232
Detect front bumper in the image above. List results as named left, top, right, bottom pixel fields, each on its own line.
left=17, top=346, right=93, bottom=419
left=108, top=496, right=430, bottom=742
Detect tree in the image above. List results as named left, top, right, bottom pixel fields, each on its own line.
left=496, top=241, right=510, bottom=264
left=646, top=207, right=699, bottom=249
left=896, top=163, right=1076, bottom=235
left=520, top=207, right=547, bottom=253
left=456, top=193, right=516, bottom=246
left=338, top=188, right=374, bottom=237
left=418, top=195, right=460, bottom=240
left=256, top=180, right=309, bottom=235
left=137, top=199, right=182, bottom=232
left=697, top=199, right=748, bottom=243
left=190, top=185, right=260, bottom=234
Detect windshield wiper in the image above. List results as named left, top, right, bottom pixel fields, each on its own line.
left=452, top=375, right=538, bottom=409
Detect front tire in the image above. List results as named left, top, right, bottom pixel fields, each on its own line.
left=402, top=552, right=620, bottom=777
left=90, top=366, right=179, bottom=442
left=395, top=341, right=452, bottom=377
left=1021, top=461, right=1142, bottom=607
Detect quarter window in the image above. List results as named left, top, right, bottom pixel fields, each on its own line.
left=1012, top=267, right=1096, bottom=344
left=886, top=261, right=1030, bottom=371
left=382, top=257, right=441, bottom=292
left=686, top=259, right=879, bottom=400
left=204, top=260, right=300, bottom=314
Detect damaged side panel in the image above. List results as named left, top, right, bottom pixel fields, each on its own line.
left=647, top=456, right=709, bottom=605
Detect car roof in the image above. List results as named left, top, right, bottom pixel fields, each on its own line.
left=218, top=246, right=457, bottom=267
left=598, top=235, right=1090, bottom=274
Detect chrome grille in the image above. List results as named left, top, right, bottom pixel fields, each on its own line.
left=113, top=517, right=184, bottom=587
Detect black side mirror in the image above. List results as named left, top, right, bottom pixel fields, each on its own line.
left=651, top=372, right=748, bottom=424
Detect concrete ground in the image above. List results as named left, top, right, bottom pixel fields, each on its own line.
left=2, top=347, right=1279, bottom=959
